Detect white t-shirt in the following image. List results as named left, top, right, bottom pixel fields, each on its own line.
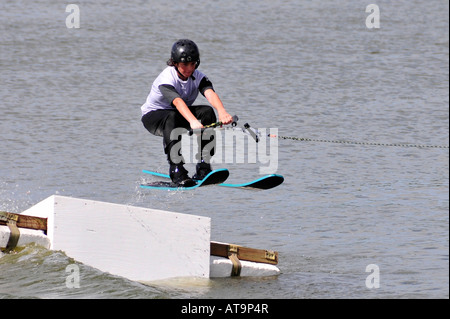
left=141, top=66, right=208, bottom=116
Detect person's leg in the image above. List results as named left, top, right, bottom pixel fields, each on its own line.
left=142, top=110, right=195, bottom=186
left=190, top=105, right=217, bottom=179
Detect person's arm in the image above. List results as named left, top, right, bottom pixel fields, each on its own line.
left=172, top=98, right=204, bottom=130
left=204, top=88, right=233, bottom=125
left=159, top=84, right=203, bottom=129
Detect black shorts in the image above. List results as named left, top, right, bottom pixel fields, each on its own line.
left=141, top=105, right=217, bottom=163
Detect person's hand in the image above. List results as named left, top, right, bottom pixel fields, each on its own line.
left=219, top=112, right=233, bottom=125
left=190, top=119, right=204, bottom=130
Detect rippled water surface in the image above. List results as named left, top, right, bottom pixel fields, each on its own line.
left=1, top=0, right=448, bottom=299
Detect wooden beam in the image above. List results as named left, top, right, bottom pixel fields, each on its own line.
left=210, top=241, right=278, bottom=265
left=0, top=211, right=47, bottom=233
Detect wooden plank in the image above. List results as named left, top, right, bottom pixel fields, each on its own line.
left=210, top=241, right=278, bottom=265
left=0, top=211, right=47, bottom=233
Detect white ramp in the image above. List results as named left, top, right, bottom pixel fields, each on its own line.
left=22, top=195, right=211, bottom=282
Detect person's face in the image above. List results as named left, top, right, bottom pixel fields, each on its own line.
left=175, top=61, right=196, bottom=79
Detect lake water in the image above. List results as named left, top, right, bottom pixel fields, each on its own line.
left=1, top=0, right=448, bottom=300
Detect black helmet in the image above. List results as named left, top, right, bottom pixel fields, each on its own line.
left=170, top=39, right=200, bottom=68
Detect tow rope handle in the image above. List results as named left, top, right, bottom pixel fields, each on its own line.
left=188, top=115, right=239, bottom=136
left=188, top=115, right=260, bottom=143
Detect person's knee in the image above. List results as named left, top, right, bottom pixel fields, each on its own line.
left=206, top=108, right=217, bottom=123
left=166, top=110, right=183, bottom=126
left=197, top=106, right=217, bottom=124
